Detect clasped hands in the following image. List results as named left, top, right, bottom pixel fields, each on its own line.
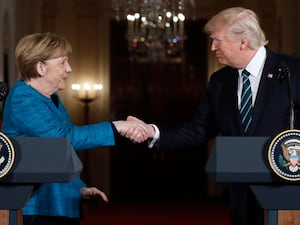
left=113, top=116, right=155, bottom=143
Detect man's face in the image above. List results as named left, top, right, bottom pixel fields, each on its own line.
left=210, top=28, right=242, bottom=68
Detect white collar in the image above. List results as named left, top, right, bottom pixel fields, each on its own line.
left=241, top=46, right=266, bottom=77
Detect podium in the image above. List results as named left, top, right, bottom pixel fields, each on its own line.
left=205, top=136, right=300, bottom=225
left=0, top=136, right=83, bottom=225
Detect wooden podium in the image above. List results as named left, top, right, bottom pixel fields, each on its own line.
left=0, top=137, right=82, bottom=225
left=0, top=211, right=21, bottom=225
left=206, top=136, right=300, bottom=225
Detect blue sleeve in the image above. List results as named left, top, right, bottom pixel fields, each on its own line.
left=2, top=82, right=115, bottom=151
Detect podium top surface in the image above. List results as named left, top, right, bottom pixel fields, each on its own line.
left=206, top=136, right=279, bottom=183
left=0, top=137, right=82, bottom=183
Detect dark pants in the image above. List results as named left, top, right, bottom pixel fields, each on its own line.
left=23, top=215, right=80, bottom=225
left=229, top=183, right=264, bottom=225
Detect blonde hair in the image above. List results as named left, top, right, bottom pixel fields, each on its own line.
left=15, top=32, right=72, bottom=80
left=204, top=7, right=268, bottom=49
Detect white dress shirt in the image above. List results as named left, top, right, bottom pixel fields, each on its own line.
left=237, top=46, right=267, bottom=108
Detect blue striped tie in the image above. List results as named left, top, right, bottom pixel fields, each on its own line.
left=240, top=69, right=253, bottom=134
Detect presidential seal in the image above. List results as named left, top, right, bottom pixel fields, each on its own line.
left=267, top=129, right=300, bottom=181
left=0, top=132, right=15, bottom=179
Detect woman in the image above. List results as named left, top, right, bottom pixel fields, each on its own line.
left=2, top=32, right=148, bottom=225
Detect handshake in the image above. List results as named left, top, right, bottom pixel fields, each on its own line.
left=112, top=116, right=156, bottom=143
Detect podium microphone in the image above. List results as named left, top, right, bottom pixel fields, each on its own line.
left=276, top=62, right=294, bottom=129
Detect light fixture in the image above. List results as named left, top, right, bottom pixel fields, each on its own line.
left=112, top=0, right=195, bottom=62
left=71, top=83, right=103, bottom=103
left=71, top=82, right=103, bottom=124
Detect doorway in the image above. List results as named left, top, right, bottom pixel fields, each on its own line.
left=110, top=19, right=209, bottom=202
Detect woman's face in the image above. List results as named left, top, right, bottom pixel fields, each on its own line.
left=42, top=56, right=72, bottom=92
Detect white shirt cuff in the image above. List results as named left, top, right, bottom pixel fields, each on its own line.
left=148, top=124, right=160, bottom=148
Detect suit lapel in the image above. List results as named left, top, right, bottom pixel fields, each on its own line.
left=221, top=68, right=242, bottom=130
left=251, top=50, right=277, bottom=133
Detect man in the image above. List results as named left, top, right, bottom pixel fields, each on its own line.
left=123, top=7, right=300, bottom=225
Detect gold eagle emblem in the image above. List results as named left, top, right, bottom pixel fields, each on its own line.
left=281, top=139, right=300, bottom=172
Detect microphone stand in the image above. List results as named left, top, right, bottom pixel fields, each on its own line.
left=287, top=71, right=295, bottom=130
left=288, top=78, right=295, bottom=130
left=278, top=64, right=294, bottom=130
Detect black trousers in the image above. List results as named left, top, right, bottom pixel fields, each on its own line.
left=23, top=215, right=80, bottom=225
left=229, top=183, right=264, bottom=225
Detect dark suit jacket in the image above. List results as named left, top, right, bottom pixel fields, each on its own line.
left=156, top=47, right=300, bottom=224
left=158, top=47, right=300, bottom=149
left=155, top=47, right=300, bottom=224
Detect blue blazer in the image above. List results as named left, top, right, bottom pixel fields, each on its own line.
left=2, top=80, right=115, bottom=218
